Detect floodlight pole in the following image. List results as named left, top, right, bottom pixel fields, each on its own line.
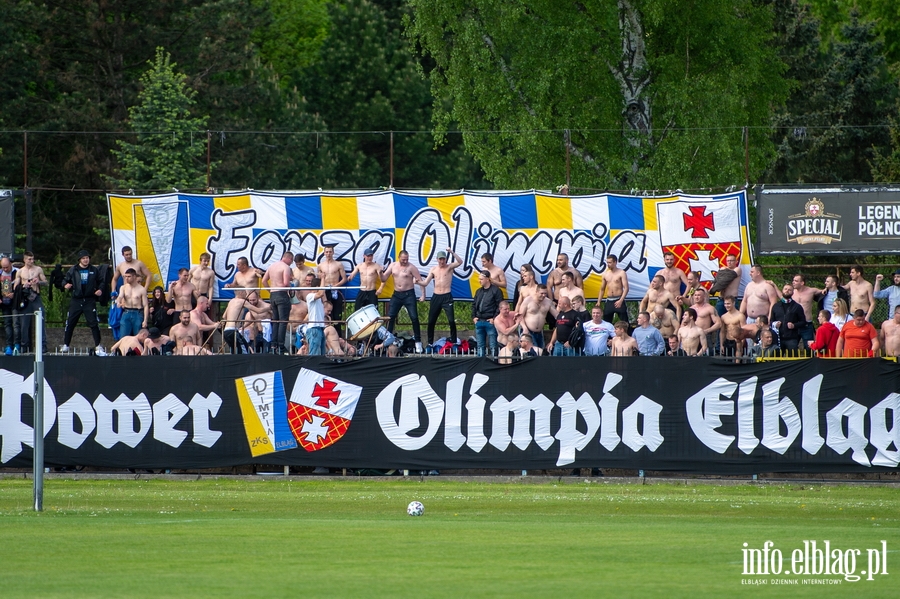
left=33, top=309, right=44, bottom=512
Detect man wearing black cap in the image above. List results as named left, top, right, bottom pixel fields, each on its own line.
left=61, top=250, right=106, bottom=355
left=348, top=247, right=384, bottom=310
left=874, top=269, right=900, bottom=318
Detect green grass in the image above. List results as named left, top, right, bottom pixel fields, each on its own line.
left=0, top=479, right=897, bottom=598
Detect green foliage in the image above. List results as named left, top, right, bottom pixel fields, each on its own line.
left=107, top=48, right=210, bottom=191
left=297, top=0, right=486, bottom=189
left=870, top=117, right=900, bottom=181
left=251, top=0, right=331, bottom=87
left=766, top=6, right=895, bottom=183
left=407, top=0, right=788, bottom=190
left=807, top=0, right=900, bottom=66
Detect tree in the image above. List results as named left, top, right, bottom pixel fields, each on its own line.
left=297, top=0, right=486, bottom=189
left=407, top=0, right=788, bottom=190
left=766, top=7, right=895, bottom=183
left=107, top=48, right=210, bottom=191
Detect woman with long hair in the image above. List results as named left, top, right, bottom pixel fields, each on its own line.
left=830, top=298, right=851, bottom=331
left=149, top=285, right=175, bottom=334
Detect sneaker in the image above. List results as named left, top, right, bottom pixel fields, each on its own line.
left=4, top=346, right=10, bottom=356
left=13, top=344, right=21, bottom=355
left=60, top=344, right=69, bottom=353
left=415, top=341, right=423, bottom=353
left=95, top=345, right=108, bottom=356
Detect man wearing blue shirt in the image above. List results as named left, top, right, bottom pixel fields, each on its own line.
left=873, top=270, right=900, bottom=317
left=632, top=311, right=665, bottom=356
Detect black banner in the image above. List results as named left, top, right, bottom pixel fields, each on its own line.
left=757, top=188, right=900, bottom=254
left=1, top=356, right=898, bottom=473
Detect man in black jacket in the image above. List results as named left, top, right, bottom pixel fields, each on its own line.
left=771, top=284, right=805, bottom=351
left=61, top=250, right=106, bottom=354
left=472, top=269, right=503, bottom=357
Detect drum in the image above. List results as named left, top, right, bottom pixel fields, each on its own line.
left=347, top=304, right=382, bottom=340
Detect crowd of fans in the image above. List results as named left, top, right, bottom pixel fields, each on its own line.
left=2, top=247, right=898, bottom=360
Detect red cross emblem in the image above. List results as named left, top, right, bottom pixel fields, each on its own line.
left=683, top=206, right=715, bottom=239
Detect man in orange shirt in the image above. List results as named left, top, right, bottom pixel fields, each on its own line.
left=836, top=309, right=880, bottom=357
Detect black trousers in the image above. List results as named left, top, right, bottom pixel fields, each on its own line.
left=64, top=297, right=101, bottom=346
left=427, top=292, right=456, bottom=345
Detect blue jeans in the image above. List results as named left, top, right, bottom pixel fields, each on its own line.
left=306, top=326, right=325, bottom=355
left=552, top=343, right=576, bottom=356
left=475, top=320, right=497, bottom=357
left=120, top=309, right=143, bottom=337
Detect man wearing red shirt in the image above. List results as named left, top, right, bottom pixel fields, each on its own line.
left=836, top=309, right=880, bottom=357
left=807, top=309, right=839, bottom=356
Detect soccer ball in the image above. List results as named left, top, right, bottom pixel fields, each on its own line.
left=407, top=501, right=425, bottom=516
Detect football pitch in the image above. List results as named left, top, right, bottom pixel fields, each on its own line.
left=0, top=478, right=897, bottom=598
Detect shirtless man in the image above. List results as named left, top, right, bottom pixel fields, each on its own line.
left=168, top=310, right=201, bottom=352
left=242, top=291, right=273, bottom=352
left=189, top=253, right=216, bottom=316
left=691, top=288, right=721, bottom=354
left=481, top=253, right=507, bottom=291
left=844, top=265, right=875, bottom=321
left=116, top=268, right=149, bottom=337
left=419, top=248, right=462, bottom=345
left=227, top=256, right=261, bottom=290
left=710, top=254, right=742, bottom=317
left=167, top=268, right=197, bottom=312
left=719, top=296, right=747, bottom=358
left=518, top=284, right=553, bottom=348
left=514, top=265, right=538, bottom=311
left=110, top=328, right=150, bottom=356
left=112, top=246, right=152, bottom=292
left=348, top=247, right=385, bottom=310
left=546, top=253, right=583, bottom=301
left=142, top=327, right=171, bottom=355
left=221, top=289, right=273, bottom=353
left=262, top=250, right=294, bottom=353
left=497, top=336, right=520, bottom=364
left=292, top=253, right=314, bottom=288
left=610, top=321, right=638, bottom=356
left=640, top=275, right=680, bottom=321
left=382, top=250, right=424, bottom=347
left=190, top=295, right=219, bottom=348
left=659, top=252, right=689, bottom=303
left=650, top=304, right=679, bottom=338
left=289, top=271, right=314, bottom=334
left=598, top=254, right=629, bottom=325
left=675, top=270, right=702, bottom=309
left=740, top=265, right=778, bottom=323
left=317, top=244, right=349, bottom=335
left=880, top=305, right=900, bottom=357
left=14, top=252, right=48, bottom=353
left=178, top=338, right=212, bottom=356
left=555, top=271, right=585, bottom=304
left=678, top=308, right=708, bottom=356
left=791, top=273, right=821, bottom=347
left=493, top=300, right=520, bottom=346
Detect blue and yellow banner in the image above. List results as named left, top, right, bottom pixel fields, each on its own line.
left=107, top=189, right=752, bottom=301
